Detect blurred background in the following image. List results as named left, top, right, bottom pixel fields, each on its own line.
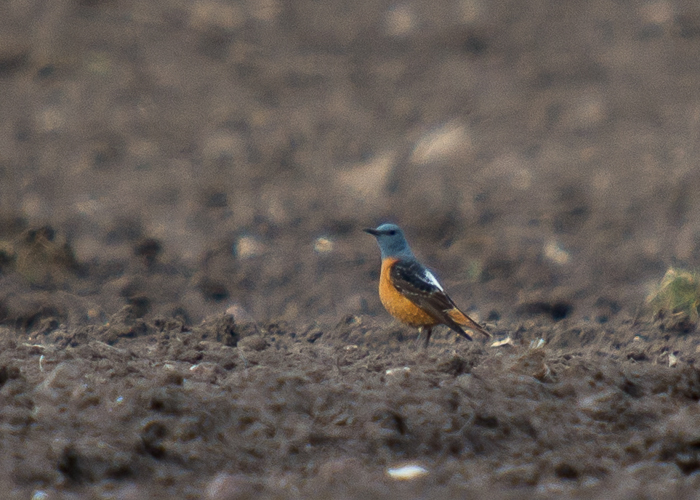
left=1, top=0, right=700, bottom=330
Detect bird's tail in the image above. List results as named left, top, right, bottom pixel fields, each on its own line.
left=447, top=308, right=491, bottom=338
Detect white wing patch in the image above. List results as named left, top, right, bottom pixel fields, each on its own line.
left=423, top=269, right=444, bottom=291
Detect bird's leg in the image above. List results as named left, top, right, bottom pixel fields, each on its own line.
left=423, top=327, right=433, bottom=348
left=415, top=327, right=424, bottom=348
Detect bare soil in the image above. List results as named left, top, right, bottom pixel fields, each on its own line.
left=2, top=0, right=700, bottom=498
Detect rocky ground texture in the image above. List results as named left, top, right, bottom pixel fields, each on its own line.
left=2, top=0, right=700, bottom=498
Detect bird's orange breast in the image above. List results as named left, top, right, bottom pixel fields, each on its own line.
left=378, top=257, right=438, bottom=327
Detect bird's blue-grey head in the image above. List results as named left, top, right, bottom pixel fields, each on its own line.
left=364, top=223, right=416, bottom=260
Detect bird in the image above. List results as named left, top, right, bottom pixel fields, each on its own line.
left=364, top=223, right=490, bottom=347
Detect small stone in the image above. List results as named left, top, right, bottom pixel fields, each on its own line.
left=668, top=352, right=678, bottom=367
left=313, top=237, right=333, bottom=253
left=234, top=236, right=265, bottom=259
left=544, top=240, right=570, bottom=265
left=386, top=464, right=429, bottom=480
left=491, top=336, right=514, bottom=347
left=385, top=367, right=410, bottom=377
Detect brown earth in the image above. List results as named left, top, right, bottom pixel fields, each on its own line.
left=2, top=0, right=700, bottom=498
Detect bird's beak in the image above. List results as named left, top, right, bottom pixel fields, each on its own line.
left=363, top=228, right=380, bottom=236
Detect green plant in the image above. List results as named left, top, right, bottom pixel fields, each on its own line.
left=646, top=268, right=700, bottom=332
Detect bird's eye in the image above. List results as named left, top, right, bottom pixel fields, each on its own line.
left=387, top=230, right=396, bottom=235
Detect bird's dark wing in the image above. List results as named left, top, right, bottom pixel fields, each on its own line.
left=389, top=259, right=490, bottom=339
left=389, top=259, right=455, bottom=310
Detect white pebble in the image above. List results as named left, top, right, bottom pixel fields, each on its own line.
left=386, top=464, right=429, bottom=480
left=530, top=338, right=546, bottom=349
left=544, top=240, right=570, bottom=265
left=491, top=337, right=514, bottom=347
left=314, top=237, right=333, bottom=253
left=668, top=352, right=678, bottom=367
left=235, top=236, right=264, bottom=259
left=385, top=367, right=411, bottom=376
